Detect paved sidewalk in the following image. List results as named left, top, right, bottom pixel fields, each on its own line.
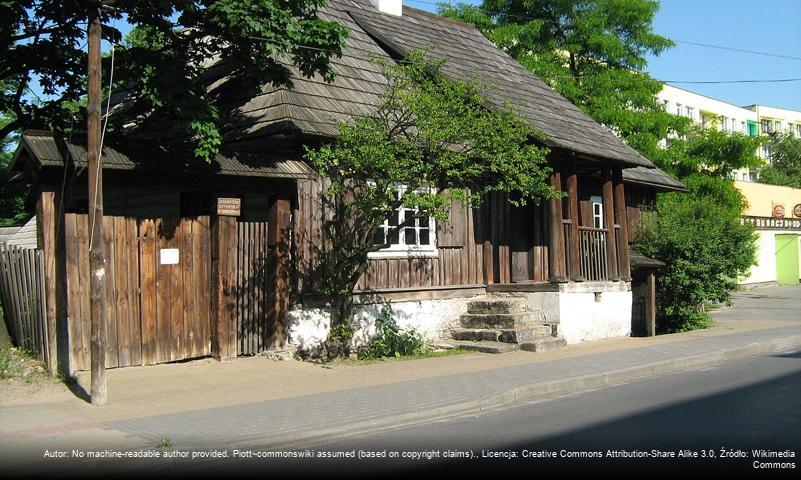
left=2, top=284, right=799, bottom=474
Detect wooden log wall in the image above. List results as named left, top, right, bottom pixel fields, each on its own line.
left=295, top=179, right=553, bottom=292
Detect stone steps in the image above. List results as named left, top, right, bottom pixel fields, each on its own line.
left=520, top=337, right=568, bottom=352
left=459, top=312, right=545, bottom=329
left=449, top=297, right=566, bottom=355
left=452, top=325, right=554, bottom=343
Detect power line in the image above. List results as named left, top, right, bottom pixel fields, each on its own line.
left=403, top=0, right=801, bottom=62
left=671, top=39, right=801, bottom=62
left=664, top=78, right=801, bottom=85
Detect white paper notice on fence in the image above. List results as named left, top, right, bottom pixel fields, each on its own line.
left=160, top=248, right=180, bottom=265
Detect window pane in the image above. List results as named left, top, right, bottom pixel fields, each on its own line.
left=389, top=210, right=399, bottom=227
left=388, top=228, right=400, bottom=245
left=419, top=228, right=429, bottom=245
left=373, top=228, right=385, bottom=245
left=419, top=217, right=429, bottom=228
left=405, top=228, right=416, bottom=245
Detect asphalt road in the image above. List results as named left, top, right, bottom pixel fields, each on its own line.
left=253, top=349, right=801, bottom=476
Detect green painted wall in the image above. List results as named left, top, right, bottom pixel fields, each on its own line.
left=775, top=234, right=800, bottom=284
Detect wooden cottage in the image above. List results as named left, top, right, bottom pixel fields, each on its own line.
left=10, top=0, right=684, bottom=373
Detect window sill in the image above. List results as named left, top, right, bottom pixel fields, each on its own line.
left=368, top=248, right=439, bottom=259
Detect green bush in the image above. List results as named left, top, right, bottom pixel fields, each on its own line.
left=634, top=189, right=757, bottom=333
left=358, top=307, right=430, bottom=360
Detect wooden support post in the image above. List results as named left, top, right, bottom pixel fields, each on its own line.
left=211, top=212, right=237, bottom=360
left=602, top=169, right=619, bottom=281
left=87, top=4, right=107, bottom=406
left=267, top=197, right=291, bottom=349
left=613, top=168, right=632, bottom=281
left=548, top=171, right=567, bottom=283
left=646, top=272, right=656, bottom=337
left=36, top=189, right=62, bottom=374
left=566, top=161, right=583, bottom=282
left=482, top=197, right=494, bottom=284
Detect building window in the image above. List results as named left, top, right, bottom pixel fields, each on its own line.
left=796, top=124, right=801, bottom=138
left=591, top=195, right=604, bottom=229
left=720, top=116, right=729, bottom=131
left=685, top=106, right=694, bottom=119
left=775, top=120, right=782, bottom=131
left=370, top=189, right=436, bottom=258
left=675, top=103, right=682, bottom=116
left=761, top=119, right=772, bottom=134
left=662, top=99, right=670, bottom=111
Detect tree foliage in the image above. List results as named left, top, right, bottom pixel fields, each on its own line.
left=634, top=193, right=757, bottom=332
left=443, top=0, right=760, bottom=332
left=440, top=0, right=687, bottom=164
left=758, top=131, right=801, bottom=189
left=1, top=0, right=347, bottom=160
left=305, top=52, right=555, bottom=337
left=633, top=127, right=760, bottom=331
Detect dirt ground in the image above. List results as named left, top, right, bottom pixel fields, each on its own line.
left=0, top=312, right=72, bottom=406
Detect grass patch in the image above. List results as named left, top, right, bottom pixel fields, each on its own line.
left=335, top=347, right=474, bottom=366
left=0, top=308, right=49, bottom=384
left=156, top=437, right=174, bottom=449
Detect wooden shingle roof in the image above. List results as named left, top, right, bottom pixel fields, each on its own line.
left=216, top=0, right=657, bottom=168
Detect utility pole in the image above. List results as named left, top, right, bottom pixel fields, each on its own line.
left=87, top=1, right=107, bottom=406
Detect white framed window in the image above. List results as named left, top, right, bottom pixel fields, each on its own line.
left=369, top=187, right=437, bottom=258
left=775, top=120, right=782, bottom=131
left=720, top=116, right=729, bottom=131
left=662, top=99, right=670, bottom=111
left=590, top=195, right=604, bottom=229
left=685, top=106, right=694, bottom=120
left=675, top=103, right=682, bottom=116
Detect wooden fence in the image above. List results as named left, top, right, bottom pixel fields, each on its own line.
left=0, top=244, right=48, bottom=364
left=236, top=221, right=272, bottom=355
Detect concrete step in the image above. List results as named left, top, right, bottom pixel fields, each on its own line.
left=519, top=337, right=568, bottom=353
left=460, top=311, right=545, bottom=329
left=498, top=325, right=554, bottom=343
left=449, top=340, right=521, bottom=354
left=452, top=328, right=501, bottom=342
left=452, top=326, right=554, bottom=344
left=467, top=299, right=527, bottom=315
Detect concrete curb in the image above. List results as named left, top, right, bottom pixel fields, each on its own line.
left=230, top=335, right=801, bottom=450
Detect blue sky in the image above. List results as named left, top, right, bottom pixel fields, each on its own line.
left=405, top=0, right=801, bottom=111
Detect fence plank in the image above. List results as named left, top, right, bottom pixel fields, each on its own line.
left=103, top=216, right=119, bottom=368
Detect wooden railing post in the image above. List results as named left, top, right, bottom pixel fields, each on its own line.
left=602, top=169, right=620, bottom=281
left=211, top=209, right=237, bottom=360
left=566, top=161, right=584, bottom=282
left=548, top=171, right=567, bottom=283
left=268, top=197, right=292, bottom=349
left=613, top=168, right=632, bottom=281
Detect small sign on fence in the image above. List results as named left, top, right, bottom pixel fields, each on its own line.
left=217, top=197, right=241, bottom=217
left=160, top=248, right=180, bottom=265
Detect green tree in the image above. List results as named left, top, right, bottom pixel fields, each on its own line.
left=0, top=81, right=30, bottom=226
left=305, top=52, right=556, bottom=340
left=1, top=0, right=347, bottom=160
left=440, top=0, right=688, bottom=164
left=633, top=125, right=760, bottom=331
left=758, top=131, right=801, bottom=188
left=633, top=192, right=757, bottom=332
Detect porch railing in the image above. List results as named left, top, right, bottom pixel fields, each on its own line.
left=578, top=226, right=608, bottom=281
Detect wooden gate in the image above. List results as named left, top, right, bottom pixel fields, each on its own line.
left=236, top=221, right=275, bottom=355
left=65, top=214, right=211, bottom=371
